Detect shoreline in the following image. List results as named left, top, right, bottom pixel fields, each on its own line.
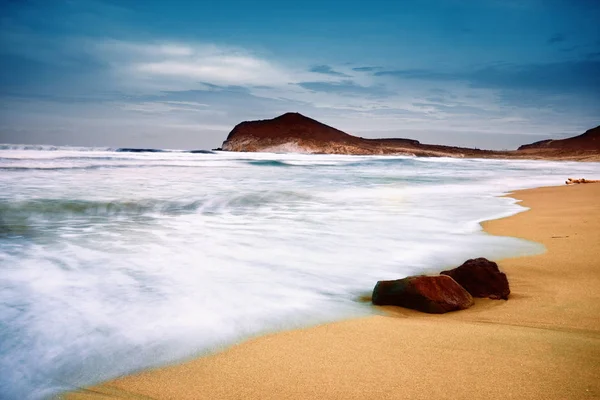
left=64, top=184, right=600, bottom=399
left=219, top=149, right=600, bottom=162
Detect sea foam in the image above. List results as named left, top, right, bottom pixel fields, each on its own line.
left=1, top=147, right=599, bottom=399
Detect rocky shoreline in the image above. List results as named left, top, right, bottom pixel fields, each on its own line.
left=221, top=112, right=600, bottom=161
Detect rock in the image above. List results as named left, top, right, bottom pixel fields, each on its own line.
left=441, top=258, right=510, bottom=300
left=372, top=275, right=474, bottom=314
left=565, top=177, right=600, bottom=185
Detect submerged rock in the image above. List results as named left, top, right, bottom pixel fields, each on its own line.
left=441, top=258, right=510, bottom=300
left=372, top=275, right=474, bottom=314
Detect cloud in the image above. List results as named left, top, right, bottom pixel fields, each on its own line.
left=133, top=88, right=316, bottom=120
left=375, top=69, right=450, bottom=80
left=92, top=41, right=293, bottom=87
left=370, top=60, right=600, bottom=134
left=559, top=46, right=579, bottom=53
left=469, top=60, right=600, bottom=93
left=412, top=101, right=493, bottom=115
left=308, top=65, right=351, bottom=77
left=118, top=100, right=210, bottom=114
left=0, top=27, right=400, bottom=117
left=83, top=40, right=369, bottom=97
left=134, top=59, right=277, bottom=85
left=547, top=33, right=566, bottom=44
left=296, top=80, right=394, bottom=97
left=352, top=66, right=383, bottom=72
left=423, top=96, right=446, bottom=103
left=375, top=60, right=600, bottom=94
left=587, top=51, right=600, bottom=59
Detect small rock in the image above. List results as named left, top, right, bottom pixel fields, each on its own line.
left=441, top=258, right=510, bottom=300
left=372, top=275, right=474, bottom=314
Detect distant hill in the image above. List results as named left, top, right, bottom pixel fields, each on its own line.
left=221, top=113, right=600, bottom=161
left=518, top=126, right=600, bottom=151
left=224, top=112, right=364, bottom=149
left=222, top=112, right=495, bottom=157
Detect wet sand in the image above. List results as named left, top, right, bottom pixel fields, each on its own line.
left=65, top=183, right=600, bottom=400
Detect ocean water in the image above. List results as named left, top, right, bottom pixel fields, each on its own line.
left=1, top=145, right=599, bottom=399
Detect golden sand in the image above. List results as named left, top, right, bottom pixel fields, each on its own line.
left=65, top=184, right=600, bottom=400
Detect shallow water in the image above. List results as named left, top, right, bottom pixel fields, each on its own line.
left=1, top=146, right=599, bottom=399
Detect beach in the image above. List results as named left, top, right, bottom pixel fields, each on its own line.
left=64, top=183, right=600, bottom=400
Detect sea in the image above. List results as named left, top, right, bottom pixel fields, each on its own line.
left=1, top=144, right=599, bottom=399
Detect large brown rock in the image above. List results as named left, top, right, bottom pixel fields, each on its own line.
left=441, top=258, right=510, bottom=300
left=372, top=275, right=474, bottom=314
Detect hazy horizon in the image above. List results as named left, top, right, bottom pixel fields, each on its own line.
left=1, top=0, right=599, bottom=150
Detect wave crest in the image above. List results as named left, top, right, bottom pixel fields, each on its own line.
left=0, top=191, right=315, bottom=223
left=0, top=144, right=113, bottom=151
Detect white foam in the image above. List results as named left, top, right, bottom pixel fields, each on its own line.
left=1, top=149, right=599, bottom=399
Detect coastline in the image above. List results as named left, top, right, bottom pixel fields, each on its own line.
left=220, top=113, right=600, bottom=161
left=64, top=184, right=600, bottom=400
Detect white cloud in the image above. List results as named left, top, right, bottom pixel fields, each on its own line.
left=163, top=101, right=210, bottom=107
left=133, top=57, right=286, bottom=86
left=82, top=39, right=410, bottom=117
left=92, top=40, right=311, bottom=87
left=117, top=100, right=220, bottom=116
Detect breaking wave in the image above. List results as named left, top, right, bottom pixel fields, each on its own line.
left=0, top=191, right=316, bottom=221
left=247, top=160, right=293, bottom=167
left=1, top=144, right=216, bottom=154
left=0, top=144, right=113, bottom=151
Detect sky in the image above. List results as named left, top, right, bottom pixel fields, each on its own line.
left=0, top=0, right=599, bottom=150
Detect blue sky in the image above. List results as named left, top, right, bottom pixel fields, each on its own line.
left=0, top=0, right=599, bottom=149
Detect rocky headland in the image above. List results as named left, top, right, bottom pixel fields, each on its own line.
left=221, top=112, right=600, bottom=161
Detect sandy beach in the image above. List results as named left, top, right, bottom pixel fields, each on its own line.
left=65, top=183, right=600, bottom=400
